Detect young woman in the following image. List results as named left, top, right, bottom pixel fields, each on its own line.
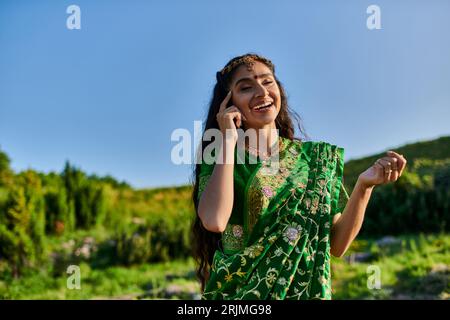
left=191, top=53, right=407, bottom=300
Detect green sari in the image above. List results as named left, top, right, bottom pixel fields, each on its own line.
left=197, top=137, right=349, bottom=300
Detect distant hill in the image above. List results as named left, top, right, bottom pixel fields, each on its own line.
left=343, top=136, right=450, bottom=188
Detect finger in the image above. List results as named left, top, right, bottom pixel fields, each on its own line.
left=227, top=109, right=242, bottom=127
left=217, top=105, right=237, bottom=121
left=386, top=151, right=402, bottom=168
left=225, top=106, right=240, bottom=113
left=391, top=171, right=399, bottom=182
left=398, top=154, right=407, bottom=176
left=233, top=113, right=242, bottom=128
left=376, top=159, right=392, bottom=183
left=219, top=91, right=232, bottom=113
left=380, top=159, right=395, bottom=182
left=389, top=157, right=399, bottom=181
left=384, top=167, right=391, bottom=182
left=389, top=163, right=399, bottom=181
left=373, top=163, right=384, bottom=182
left=387, top=151, right=407, bottom=176
left=225, top=106, right=247, bottom=122
left=387, top=150, right=403, bottom=160
left=236, top=116, right=241, bottom=128
left=377, top=158, right=391, bottom=169
left=224, top=111, right=242, bottom=124
left=381, top=156, right=398, bottom=171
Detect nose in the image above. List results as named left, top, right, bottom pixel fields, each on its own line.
left=254, top=82, right=269, bottom=98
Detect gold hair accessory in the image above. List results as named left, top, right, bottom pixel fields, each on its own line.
left=220, top=55, right=273, bottom=75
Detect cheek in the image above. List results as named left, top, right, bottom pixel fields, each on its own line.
left=269, top=85, right=280, bottom=98
left=271, top=90, right=281, bottom=106
left=232, top=94, right=251, bottom=111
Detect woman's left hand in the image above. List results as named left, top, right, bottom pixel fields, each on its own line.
left=357, top=151, right=407, bottom=189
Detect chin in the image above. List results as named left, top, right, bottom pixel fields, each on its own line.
left=248, top=118, right=278, bottom=129
left=245, top=106, right=280, bottom=128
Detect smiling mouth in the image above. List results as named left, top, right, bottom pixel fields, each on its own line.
left=252, top=101, right=274, bottom=112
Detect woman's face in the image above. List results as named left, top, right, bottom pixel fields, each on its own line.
left=229, top=61, right=281, bottom=129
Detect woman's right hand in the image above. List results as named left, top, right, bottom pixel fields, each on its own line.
left=216, top=91, right=247, bottom=143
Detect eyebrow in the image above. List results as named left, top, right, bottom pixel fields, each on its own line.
left=233, top=73, right=274, bottom=87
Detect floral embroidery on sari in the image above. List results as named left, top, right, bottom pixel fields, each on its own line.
left=222, top=224, right=244, bottom=252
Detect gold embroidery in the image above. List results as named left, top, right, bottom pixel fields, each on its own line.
left=223, top=224, right=244, bottom=252
left=246, top=138, right=302, bottom=234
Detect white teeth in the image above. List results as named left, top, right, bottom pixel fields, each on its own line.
left=254, top=102, right=273, bottom=110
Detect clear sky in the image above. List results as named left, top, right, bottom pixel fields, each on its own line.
left=1, top=0, right=449, bottom=188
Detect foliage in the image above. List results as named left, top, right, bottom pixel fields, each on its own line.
left=0, top=171, right=46, bottom=276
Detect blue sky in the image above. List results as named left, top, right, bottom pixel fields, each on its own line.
left=1, top=0, right=449, bottom=188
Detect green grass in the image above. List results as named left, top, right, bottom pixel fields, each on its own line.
left=331, top=233, right=450, bottom=299
left=0, top=259, right=199, bottom=300
left=0, top=233, right=448, bottom=300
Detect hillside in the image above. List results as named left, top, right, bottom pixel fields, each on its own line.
left=343, top=136, right=450, bottom=188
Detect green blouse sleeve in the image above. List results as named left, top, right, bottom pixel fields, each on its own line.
left=336, top=181, right=350, bottom=215
left=197, top=160, right=215, bottom=201
left=330, top=146, right=347, bottom=217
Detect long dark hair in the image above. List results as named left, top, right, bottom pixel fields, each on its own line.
left=191, top=53, right=307, bottom=292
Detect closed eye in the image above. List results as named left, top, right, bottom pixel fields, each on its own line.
left=241, top=81, right=273, bottom=91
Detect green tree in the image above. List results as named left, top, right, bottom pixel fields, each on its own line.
left=0, top=147, right=13, bottom=187
left=0, top=186, right=36, bottom=277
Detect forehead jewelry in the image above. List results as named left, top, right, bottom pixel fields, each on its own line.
left=220, top=56, right=258, bottom=75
